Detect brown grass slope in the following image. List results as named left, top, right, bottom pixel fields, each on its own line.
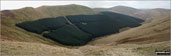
left=1, top=41, right=83, bottom=56
left=1, top=38, right=170, bottom=56
left=90, top=14, right=170, bottom=45
left=1, top=4, right=99, bottom=45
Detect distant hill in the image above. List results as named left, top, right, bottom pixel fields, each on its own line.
left=94, top=6, right=141, bottom=16
left=93, top=8, right=110, bottom=12
left=132, top=8, right=170, bottom=23
left=108, top=6, right=141, bottom=16
left=94, top=6, right=170, bottom=23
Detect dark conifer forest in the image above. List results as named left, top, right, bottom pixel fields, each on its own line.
left=16, top=12, right=143, bottom=45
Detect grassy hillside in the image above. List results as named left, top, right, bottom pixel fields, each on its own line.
left=2, top=4, right=99, bottom=26
left=2, top=39, right=170, bottom=56
left=36, top=4, right=98, bottom=17
left=1, top=41, right=83, bottom=56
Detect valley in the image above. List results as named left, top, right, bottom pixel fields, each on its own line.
left=1, top=4, right=170, bottom=56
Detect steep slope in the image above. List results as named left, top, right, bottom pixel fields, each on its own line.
left=90, top=15, right=170, bottom=45
left=1, top=4, right=99, bottom=45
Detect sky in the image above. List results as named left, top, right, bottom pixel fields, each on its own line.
left=1, top=1, right=170, bottom=10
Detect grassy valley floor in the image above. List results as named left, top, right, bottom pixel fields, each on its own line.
left=1, top=40, right=170, bottom=56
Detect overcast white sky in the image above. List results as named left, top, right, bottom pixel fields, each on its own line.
left=1, top=1, right=170, bottom=10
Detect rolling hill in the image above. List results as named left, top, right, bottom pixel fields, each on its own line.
left=132, top=8, right=170, bottom=23
left=94, top=6, right=170, bottom=23
left=94, top=6, right=141, bottom=16
left=108, top=6, right=141, bottom=16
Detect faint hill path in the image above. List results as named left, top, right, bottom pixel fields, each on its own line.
left=41, top=16, right=83, bottom=35
left=63, top=16, right=81, bottom=30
